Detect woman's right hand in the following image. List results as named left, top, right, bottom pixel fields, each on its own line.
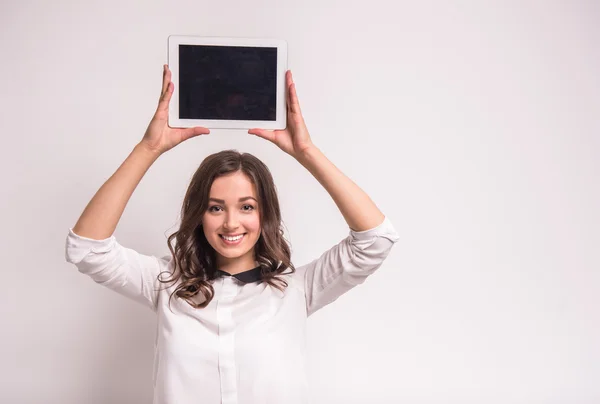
left=140, top=64, right=210, bottom=155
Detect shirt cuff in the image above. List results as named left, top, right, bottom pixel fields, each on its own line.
left=65, top=228, right=117, bottom=263
left=349, top=215, right=400, bottom=243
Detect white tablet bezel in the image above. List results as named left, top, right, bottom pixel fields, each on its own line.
left=167, top=35, right=288, bottom=130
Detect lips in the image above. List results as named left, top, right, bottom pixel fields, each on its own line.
left=219, top=233, right=246, bottom=245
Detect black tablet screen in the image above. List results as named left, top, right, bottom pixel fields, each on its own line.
left=178, top=45, right=277, bottom=121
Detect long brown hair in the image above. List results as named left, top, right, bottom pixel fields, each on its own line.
left=158, top=149, right=294, bottom=310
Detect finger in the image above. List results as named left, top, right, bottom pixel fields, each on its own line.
left=284, top=71, right=293, bottom=114
left=157, top=81, right=172, bottom=112
left=248, top=128, right=275, bottom=143
left=181, top=127, right=211, bottom=142
left=287, top=83, right=293, bottom=113
left=288, top=72, right=302, bottom=116
left=288, top=84, right=304, bottom=121
left=161, top=65, right=169, bottom=97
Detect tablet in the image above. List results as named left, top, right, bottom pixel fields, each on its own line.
left=167, top=35, right=288, bottom=130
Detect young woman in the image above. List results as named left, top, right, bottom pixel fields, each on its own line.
left=65, top=65, right=400, bottom=404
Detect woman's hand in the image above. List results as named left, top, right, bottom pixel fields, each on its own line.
left=140, top=65, right=210, bottom=155
left=248, top=70, right=315, bottom=159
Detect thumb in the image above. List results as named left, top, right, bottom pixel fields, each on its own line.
left=248, top=128, right=275, bottom=143
left=181, top=127, right=211, bottom=142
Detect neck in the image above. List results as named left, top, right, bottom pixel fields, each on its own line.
left=217, top=257, right=259, bottom=276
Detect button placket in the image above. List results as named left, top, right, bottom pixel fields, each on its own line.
left=216, top=277, right=239, bottom=404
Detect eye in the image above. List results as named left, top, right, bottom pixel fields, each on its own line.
left=208, top=205, right=255, bottom=213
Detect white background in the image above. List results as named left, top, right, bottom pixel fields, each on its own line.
left=1, top=0, right=598, bottom=403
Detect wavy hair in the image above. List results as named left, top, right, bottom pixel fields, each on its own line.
left=158, top=149, right=294, bottom=310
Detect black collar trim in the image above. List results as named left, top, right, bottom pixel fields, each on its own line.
left=215, top=265, right=263, bottom=283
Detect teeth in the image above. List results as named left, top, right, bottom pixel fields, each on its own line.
left=222, top=234, right=243, bottom=241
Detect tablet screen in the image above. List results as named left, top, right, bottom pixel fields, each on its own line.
left=179, top=45, right=278, bottom=121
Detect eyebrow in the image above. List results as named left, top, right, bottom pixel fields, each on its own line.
left=208, top=197, right=257, bottom=203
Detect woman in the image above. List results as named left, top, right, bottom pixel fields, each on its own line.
left=65, top=65, right=400, bottom=404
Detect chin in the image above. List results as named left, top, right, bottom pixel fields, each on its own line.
left=217, top=249, right=248, bottom=258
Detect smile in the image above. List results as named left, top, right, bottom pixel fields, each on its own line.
left=219, top=233, right=246, bottom=245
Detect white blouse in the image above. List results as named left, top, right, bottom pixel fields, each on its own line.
left=65, top=216, right=400, bottom=404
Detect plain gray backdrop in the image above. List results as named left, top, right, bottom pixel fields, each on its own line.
left=1, top=0, right=598, bottom=403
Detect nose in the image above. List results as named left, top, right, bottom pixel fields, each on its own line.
left=223, top=211, right=240, bottom=231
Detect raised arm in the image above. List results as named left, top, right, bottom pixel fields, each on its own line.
left=72, top=64, right=210, bottom=239
left=249, top=70, right=385, bottom=232
left=66, top=65, right=210, bottom=311
left=72, top=143, right=160, bottom=239
left=249, top=71, right=399, bottom=317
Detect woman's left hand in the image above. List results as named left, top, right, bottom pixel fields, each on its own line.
left=248, top=70, right=315, bottom=159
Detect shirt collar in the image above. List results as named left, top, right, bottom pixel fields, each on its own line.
left=215, top=265, right=263, bottom=283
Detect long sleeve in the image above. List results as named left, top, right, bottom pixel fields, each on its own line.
left=301, top=215, right=400, bottom=317
left=64, top=228, right=164, bottom=312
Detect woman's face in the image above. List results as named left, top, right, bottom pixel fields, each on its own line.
left=202, top=171, right=261, bottom=273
